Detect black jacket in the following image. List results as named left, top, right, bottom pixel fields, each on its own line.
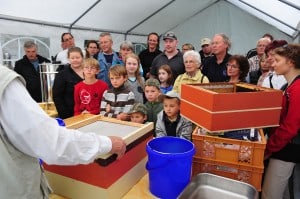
left=52, top=65, right=83, bottom=119
left=14, top=55, right=50, bottom=102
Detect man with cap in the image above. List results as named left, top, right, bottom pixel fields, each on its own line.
left=150, top=31, right=184, bottom=82
left=199, top=38, right=212, bottom=65
left=128, top=103, right=148, bottom=124
left=155, top=90, right=192, bottom=140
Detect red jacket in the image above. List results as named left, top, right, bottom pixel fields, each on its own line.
left=266, top=79, right=300, bottom=155
left=74, top=80, right=108, bottom=115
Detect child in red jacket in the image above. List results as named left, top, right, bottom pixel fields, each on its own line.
left=74, top=58, right=108, bottom=115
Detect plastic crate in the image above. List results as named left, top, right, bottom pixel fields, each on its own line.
left=192, top=158, right=264, bottom=191
left=192, top=127, right=266, bottom=166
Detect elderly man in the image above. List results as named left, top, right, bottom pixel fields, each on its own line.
left=248, top=37, right=271, bottom=72
left=201, top=33, right=232, bottom=82
left=150, top=31, right=185, bottom=81
left=14, top=40, right=50, bottom=102
left=96, top=32, right=121, bottom=86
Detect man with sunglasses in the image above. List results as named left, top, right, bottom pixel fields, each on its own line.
left=56, top=32, right=76, bottom=64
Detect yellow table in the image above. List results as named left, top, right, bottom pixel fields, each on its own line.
left=49, top=174, right=158, bottom=199
left=122, top=174, right=158, bottom=199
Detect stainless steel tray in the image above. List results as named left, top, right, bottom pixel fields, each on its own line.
left=178, top=173, right=258, bottom=199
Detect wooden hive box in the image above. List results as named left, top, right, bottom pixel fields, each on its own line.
left=43, top=114, right=154, bottom=199
left=181, top=83, right=282, bottom=132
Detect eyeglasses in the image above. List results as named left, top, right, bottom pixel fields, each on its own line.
left=63, top=37, right=73, bottom=42
left=83, top=66, right=98, bottom=70
left=226, top=63, right=239, bottom=69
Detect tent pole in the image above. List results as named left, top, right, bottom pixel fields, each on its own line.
left=68, top=0, right=102, bottom=32
left=125, top=0, right=175, bottom=35
left=278, top=0, right=300, bottom=11
left=164, top=0, right=220, bottom=34
left=236, top=0, right=297, bottom=32
left=0, top=15, right=147, bottom=37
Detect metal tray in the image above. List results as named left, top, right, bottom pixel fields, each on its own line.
left=178, top=173, right=258, bottom=199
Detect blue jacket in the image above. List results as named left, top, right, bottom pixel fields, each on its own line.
left=97, top=51, right=121, bottom=86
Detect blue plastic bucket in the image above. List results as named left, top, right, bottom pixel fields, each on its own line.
left=146, top=136, right=195, bottom=199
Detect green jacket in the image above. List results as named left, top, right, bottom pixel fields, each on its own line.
left=145, top=101, right=163, bottom=124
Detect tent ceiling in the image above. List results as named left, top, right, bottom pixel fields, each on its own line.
left=227, top=0, right=300, bottom=37
left=75, top=0, right=171, bottom=34
left=0, top=0, right=299, bottom=37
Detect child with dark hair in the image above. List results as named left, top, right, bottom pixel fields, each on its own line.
left=158, top=64, right=173, bottom=94
left=155, top=91, right=192, bottom=140
left=100, top=65, right=135, bottom=121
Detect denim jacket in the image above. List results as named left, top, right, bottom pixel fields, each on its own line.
left=97, top=51, right=121, bottom=86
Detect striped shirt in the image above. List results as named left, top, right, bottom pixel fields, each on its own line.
left=248, top=55, right=260, bottom=72
left=100, top=85, right=135, bottom=118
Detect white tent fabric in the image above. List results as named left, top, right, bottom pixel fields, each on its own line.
left=0, top=0, right=299, bottom=62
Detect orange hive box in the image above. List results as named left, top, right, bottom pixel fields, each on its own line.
left=43, top=114, right=154, bottom=199
left=181, top=82, right=282, bottom=132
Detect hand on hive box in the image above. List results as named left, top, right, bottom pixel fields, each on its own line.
left=108, top=136, right=127, bottom=160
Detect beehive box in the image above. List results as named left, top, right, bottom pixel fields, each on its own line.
left=192, top=127, right=266, bottom=167
left=43, top=114, right=154, bottom=199
left=181, top=82, right=282, bottom=132
left=192, top=158, right=264, bottom=191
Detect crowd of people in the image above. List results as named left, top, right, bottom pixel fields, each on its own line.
left=6, top=30, right=300, bottom=199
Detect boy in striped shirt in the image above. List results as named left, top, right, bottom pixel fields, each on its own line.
left=100, top=65, right=135, bottom=121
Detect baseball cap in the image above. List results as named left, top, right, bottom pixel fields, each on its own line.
left=145, top=78, right=160, bottom=90
left=158, top=90, right=180, bottom=102
left=128, top=103, right=148, bottom=115
left=163, top=31, right=177, bottom=40
left=201, top=38, right=211, bottom=47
